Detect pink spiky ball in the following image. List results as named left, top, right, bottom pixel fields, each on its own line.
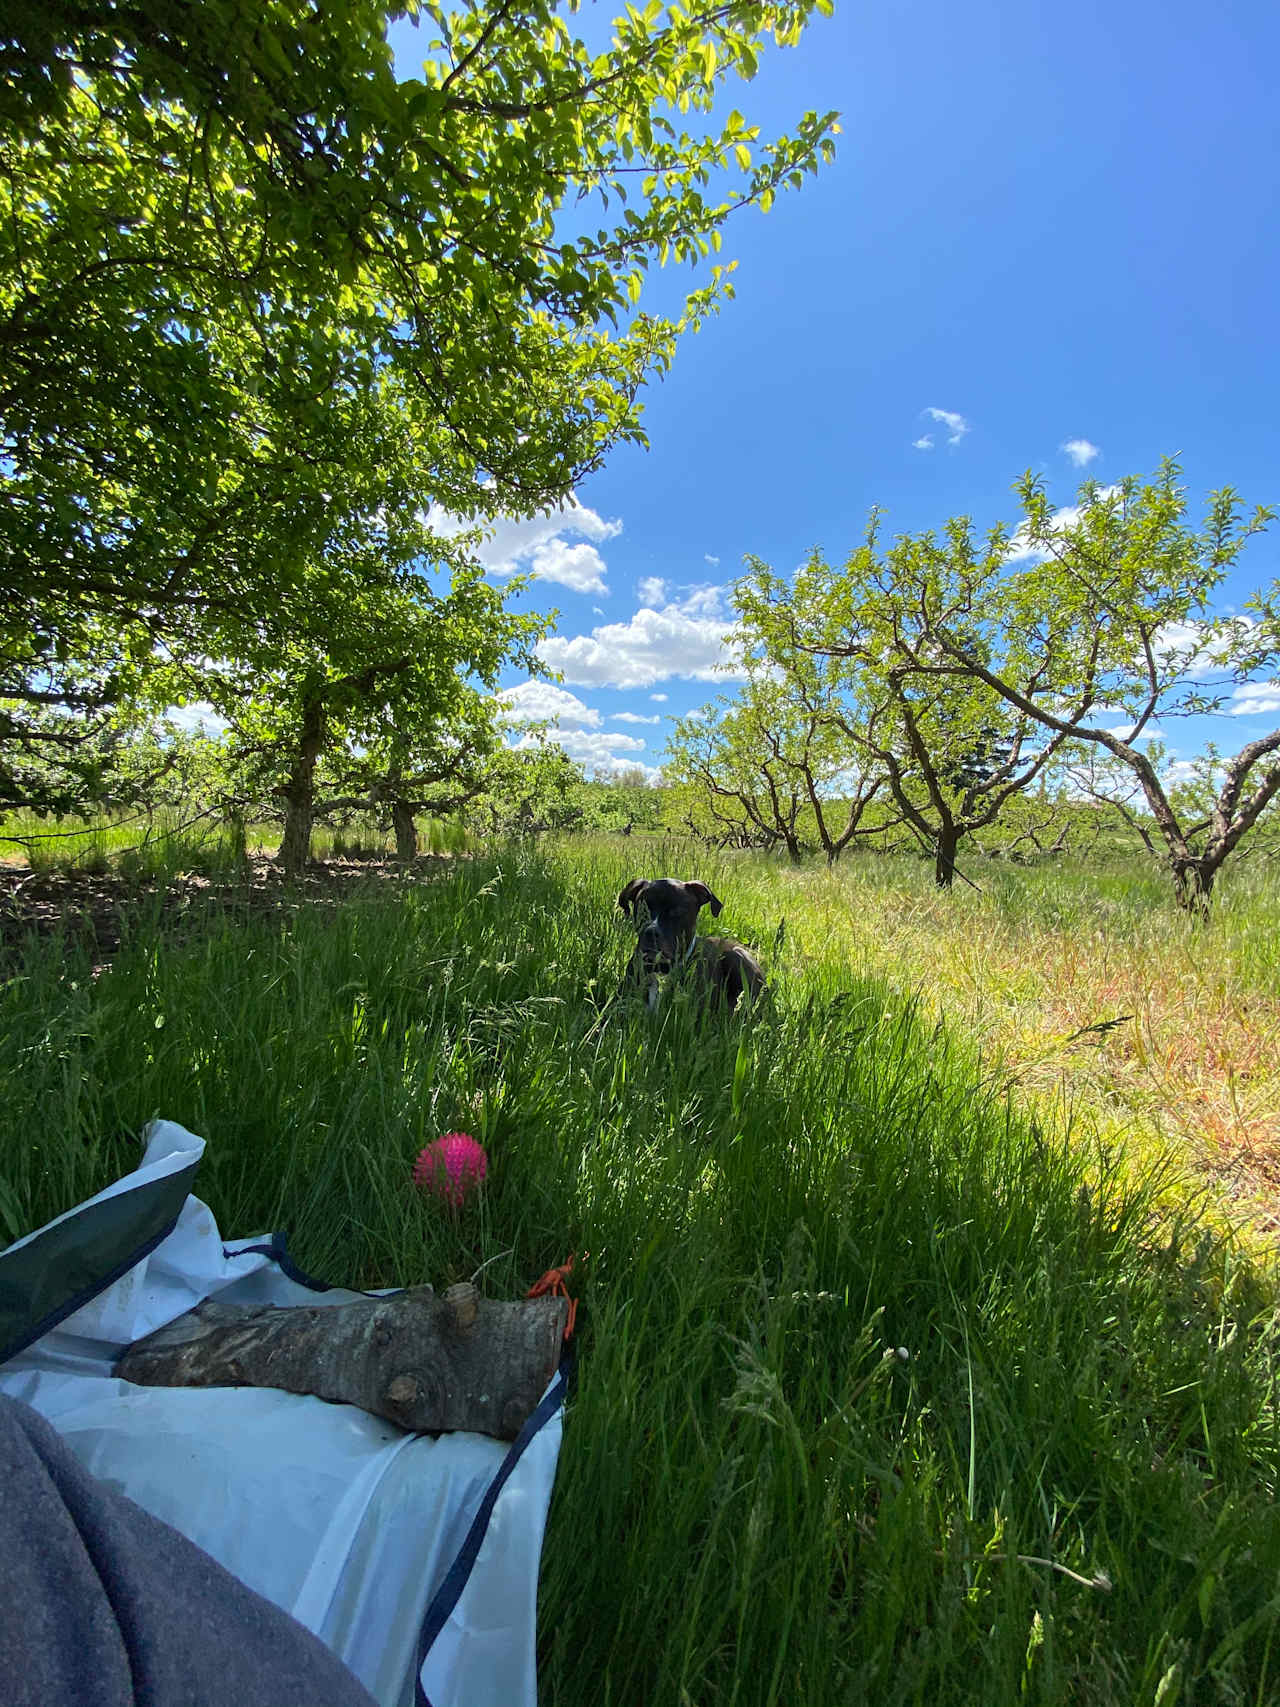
left=413, top=1133, right=488, bottom=1208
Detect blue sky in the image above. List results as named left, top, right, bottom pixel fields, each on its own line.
left=388, top=1, right=1280, bottom=781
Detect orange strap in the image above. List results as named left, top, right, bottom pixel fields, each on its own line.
left=526, top=1254, right=580, bottom=1341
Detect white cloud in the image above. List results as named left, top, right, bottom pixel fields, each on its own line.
left=529, top=538, right=609, bottom=594
left=161, top=702, right=229, bottom=737
left=510, top=727, right=652, bottom=777
left=637, top=576, right=668, bottom=607
left=1001, top=533, right=1039, bottom=567
left=650, top=693, right=669, bottom=703
left=1228, top=680, right=1280, bottom=717
left=611, top=711, right=662, bottom=725
left=1062, top=438, right=1100, bottom=467
left=426, top=497, right=621, bottom=593
left=704, top=554, right=721, bottom=568
left=913, top=435, right=934, bottom=451
left=595, top=756, right=664, bottom=781
left=1151, top=619, right=1247, bottom=682
left=677, top=584, right=725, bottom=617
left=496, top=680, right=600, bottom=728
left=1100, top=724, right=1164, bottom=744
left=924, top=407, right=969, bottom=445
left=516, top=728, right=644, bottom=758
left=1152, top=621, right=1205, bottom=656
left=538, top=589, right=743, bottom=689
left=1005, top=486, right=1123, bottom=564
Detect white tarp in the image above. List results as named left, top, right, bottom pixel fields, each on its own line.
left=0, top=1121, right=567, bottom=1707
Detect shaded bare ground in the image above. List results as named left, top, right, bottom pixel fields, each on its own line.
left=0, top=855, right=454, bottom=966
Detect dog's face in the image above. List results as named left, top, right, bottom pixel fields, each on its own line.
left=617, top=878, right=722, bottom=975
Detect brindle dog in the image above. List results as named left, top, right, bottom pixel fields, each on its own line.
left=617, top=878, right=766, bottom=1012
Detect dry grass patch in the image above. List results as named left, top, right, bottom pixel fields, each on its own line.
left=709, top=850, right=1280, bottom=1241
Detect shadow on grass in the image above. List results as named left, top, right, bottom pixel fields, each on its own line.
left=2, top=842, right=1278, bottom=1706
left=0, top=852, right=461, bottom=966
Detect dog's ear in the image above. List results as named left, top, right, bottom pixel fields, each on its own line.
left=617, top=879, right=649, bottom=915
left=684, top=881, right=723, bottom=916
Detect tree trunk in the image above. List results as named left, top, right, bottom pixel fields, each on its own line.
left=278, top=694, right=326, bottom=876
left=934, top=825, right=961, bottom=888
left=392, top=798, right=418, bottom=862
left=116, top=1283, right=568, bottom=1441
left=223, top=807, right=249, bottom=877
left=1172, top=857, right=1215, bottom=915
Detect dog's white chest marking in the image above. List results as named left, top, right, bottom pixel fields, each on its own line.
left=646, top=977, right=661, bottom=1011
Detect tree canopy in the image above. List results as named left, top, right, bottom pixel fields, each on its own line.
left=921, top=463, right=1278, bottom=905
left=723, top=539, right=1068, bottom=884
left=664, top=638, right=888, bottom=861
left=661, top=463, right=1278, bottom=904
left=1, top=0, right=837, bottom=813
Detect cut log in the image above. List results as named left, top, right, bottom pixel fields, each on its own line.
left=115, top=1282, right=568, bottom=1441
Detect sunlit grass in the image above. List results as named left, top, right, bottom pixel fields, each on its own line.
left=2, top=841, right=1278, bottom=1704
left=0, top=809, right=464, bottom=876
left=611, top=843, right=1280, bottom=1235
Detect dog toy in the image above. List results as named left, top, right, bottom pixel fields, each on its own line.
left=526, top=1253, right=581, bottom=1341
left=413, top=1133, right=488, bottom=1208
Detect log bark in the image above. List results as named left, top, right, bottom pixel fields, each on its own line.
left=116, top=1283, right=568, bottom=1441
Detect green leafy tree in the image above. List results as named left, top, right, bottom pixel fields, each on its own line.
left=323, top=691, right=503, bottom=864
left=160, top=548, right=543, bottom=872
left=467, top=739, right=588, bottom=837
left=0, top=704, right=236, bottom=866
left=732, top=540, right=1067, bottom=885
left=576, top=769, right=665, bottom=837
left=977, top=784, right=1085, bottom=863
left=910, top=463, right=1277, bottom=908
left=1, top=0, right=838, bottom=809
left=666, top=695, right=803, bottom=856
left=664, top=658, right=887, bottom=861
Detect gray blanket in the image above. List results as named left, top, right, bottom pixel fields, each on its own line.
left=0, top=1394, right=377, bottom=1707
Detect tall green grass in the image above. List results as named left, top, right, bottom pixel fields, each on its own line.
left=1, top=844, right=1277, bottom=1704
left=0, top=809, right=467, bottom=879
